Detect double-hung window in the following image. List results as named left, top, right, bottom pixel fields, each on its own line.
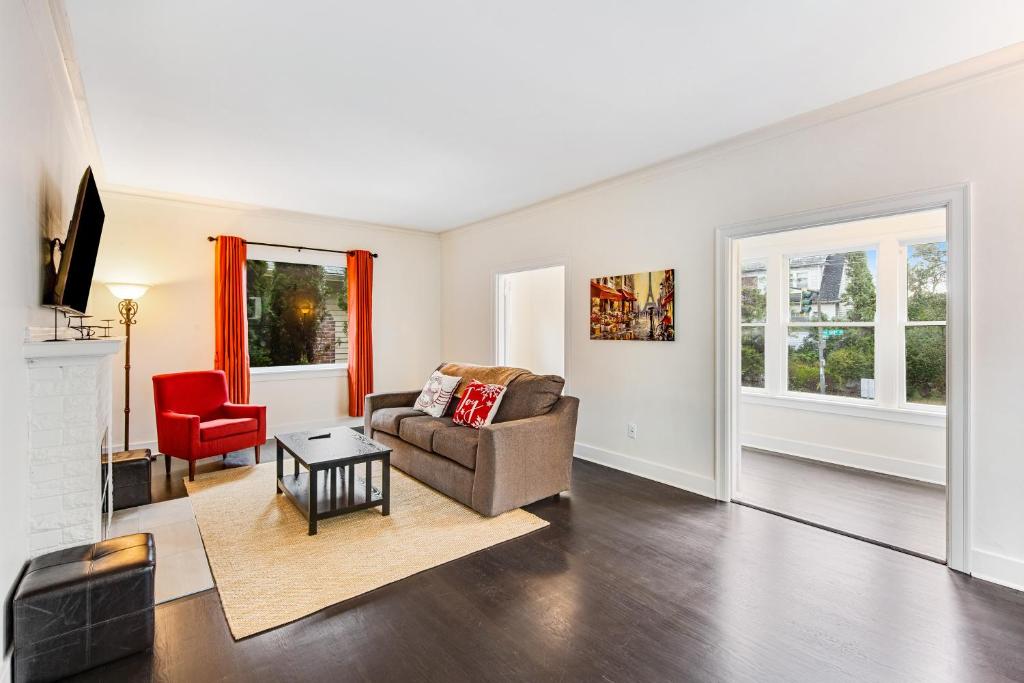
left=740, top=259, right=767, bottom=388
left=785, top=249, right=878, bottom=399
left=903, top=241, right=947, bottom=406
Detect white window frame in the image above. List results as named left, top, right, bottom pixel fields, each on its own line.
left=781, top=245, right=880, bottom=404
left=739, top=257, right=769, bottom=393
left=897, top=236, right=948, bottom=413
left=245, top=244, right=348, bottom=376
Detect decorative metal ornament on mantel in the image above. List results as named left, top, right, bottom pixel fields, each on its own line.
left=106, top=283, right=150, bottom=452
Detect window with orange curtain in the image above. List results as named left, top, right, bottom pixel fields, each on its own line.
left=346, top=250, right=374, bottom=416
left=214, top=235, right=250, bottom=403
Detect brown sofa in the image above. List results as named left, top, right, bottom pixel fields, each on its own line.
left=364, top=364, right=579, bottom=516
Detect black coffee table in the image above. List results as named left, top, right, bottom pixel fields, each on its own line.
left=275, top=427, right=391, bottom=535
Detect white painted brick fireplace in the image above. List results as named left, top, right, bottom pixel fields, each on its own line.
left=23, top=337, right=123, bottom=556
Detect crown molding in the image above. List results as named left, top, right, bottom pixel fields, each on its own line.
left=441, top=42, right=1024, bottom=238
left=100, top=185, right=442, bottom=240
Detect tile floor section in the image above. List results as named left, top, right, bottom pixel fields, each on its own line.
left=109, top=497, right=214, bottom=604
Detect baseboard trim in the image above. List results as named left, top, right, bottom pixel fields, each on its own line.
left=741, top=433, right=945, bottom=485
left=971, top=548, right=1024, bottom=593
left=128, top=415, right=363, bottom=454
left=573, top=442, right=717, bottom=499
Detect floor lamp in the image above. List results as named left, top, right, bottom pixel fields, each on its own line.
left=106, top=283, right=150, bottom=452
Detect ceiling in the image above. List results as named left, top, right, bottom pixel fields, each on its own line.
left=63, top=1, right=1024, bottom=232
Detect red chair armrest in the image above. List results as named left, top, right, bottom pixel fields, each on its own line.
left=221, top=402, right=265, bottom=420
left=221, top=403, right=267, bottom=442
left=156, top=410, right=201, bottom=456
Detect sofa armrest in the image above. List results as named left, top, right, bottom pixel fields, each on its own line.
left=363, top=390, right=421, bottom=434
left=156, top=410, right=201, bottom=456
left=221, top=402, right=267, bottom=441
left=472, top=396, right=579, bottom=516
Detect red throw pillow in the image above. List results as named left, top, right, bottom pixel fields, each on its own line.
left=452, top=380, right=507, bottom=429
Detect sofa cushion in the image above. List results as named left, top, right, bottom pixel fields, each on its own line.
left=369, top=407, right=423, bottom=437
left=199, top=417, right=257, bottom=441
left=432, top=425, right=479, bottom=470
left=398, top=415, right=451, bottom=452
left=493, top=373, right=565, bottom=422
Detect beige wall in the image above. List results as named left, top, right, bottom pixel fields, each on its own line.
left=441, top=58, right=1024, bottom=590
left=1, top=0, right=92, bottom=664
left=503, top=266, right=565, bottom=376
left=90, top=191, right=442, bottom=448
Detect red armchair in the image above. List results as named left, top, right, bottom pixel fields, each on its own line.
left=152, top=370, right=267, bottom=481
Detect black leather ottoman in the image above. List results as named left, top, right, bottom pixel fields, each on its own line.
left=13, top=533, right=156, bottom=683
left=102, top=449, right=154, bottom=511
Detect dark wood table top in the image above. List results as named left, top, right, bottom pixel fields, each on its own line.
left=276, top=427, right=390, bottom=468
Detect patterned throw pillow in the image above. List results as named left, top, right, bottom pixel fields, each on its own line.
left=414, top=371, right=461, bottom=418
left=452, top=380, right=507, bottom=429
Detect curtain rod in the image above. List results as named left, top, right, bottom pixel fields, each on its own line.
left=206, top=236, right=378, bottom=258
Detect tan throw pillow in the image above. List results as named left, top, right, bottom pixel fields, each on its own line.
left=414, top=371, right=461, bottom=417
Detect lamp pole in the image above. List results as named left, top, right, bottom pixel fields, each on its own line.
left=118, top=298, right=139, bottom=452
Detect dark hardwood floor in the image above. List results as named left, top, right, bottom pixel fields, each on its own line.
left=736, top=447, right=946, bottom=560
left=79, top=452, right=1024, bottom=682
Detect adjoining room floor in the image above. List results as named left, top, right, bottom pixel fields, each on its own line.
left=109, top=498, right=213, bottom=604
left=735, top=447, right=946, bottom=560
left=75, top=458, right=1023, bottom=682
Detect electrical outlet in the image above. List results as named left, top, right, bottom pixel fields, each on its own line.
left=627, top=423, right=638, bottom=439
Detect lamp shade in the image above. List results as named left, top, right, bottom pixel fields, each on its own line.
left=105, top=283, right=150, bottom=301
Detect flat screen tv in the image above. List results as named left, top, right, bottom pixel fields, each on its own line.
left=48, top=167, right=104, bottom=314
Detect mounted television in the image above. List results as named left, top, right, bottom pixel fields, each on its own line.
left=48, top=167, right=105, bottom=314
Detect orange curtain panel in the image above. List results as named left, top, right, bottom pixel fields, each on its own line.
left=347, top=250, right=374, bottom=416
left=214, top=235, right=250, bottom=403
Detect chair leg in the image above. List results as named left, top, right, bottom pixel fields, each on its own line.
left=188, top=460, right=196, bottom=482
left=165, top=454, right=171, bottom=476
left=255, top=444, right=261, bottom=464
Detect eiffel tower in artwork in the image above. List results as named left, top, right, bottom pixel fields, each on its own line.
left=643, top=271, right=657, bottom=311
left=642, top=271, right=660, bottom=340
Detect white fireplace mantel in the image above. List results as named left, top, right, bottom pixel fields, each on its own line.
left=23, top=337, right=123, bottom=556
left=24, top=337, right=124, bottom=362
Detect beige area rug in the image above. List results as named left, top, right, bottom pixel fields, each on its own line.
left=184, top=460, right=548, bottom=639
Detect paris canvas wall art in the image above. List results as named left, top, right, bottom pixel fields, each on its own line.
left=590, top=269, right=675, bottom=341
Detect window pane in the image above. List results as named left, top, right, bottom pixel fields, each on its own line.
left=907, top=241, right=947, bottom=322
left=787, top=327, right=875, bottom=398
left=906, top=325, right=946, bottom=405
left=246, top=260, right=347, bottom=367
left=740, top=260, right=767, bottom=323
left=741, top=326, right=765, bottom=388
left=789, top=250, right=877, bottom=323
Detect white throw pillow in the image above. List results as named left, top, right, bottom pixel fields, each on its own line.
left=414, top=371, right=461, bottom=417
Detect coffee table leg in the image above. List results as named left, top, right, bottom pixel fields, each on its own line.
left=347, top=463, right=355, bottom=506
left=365, top=460, right=372, bottom=504
left=382, top=455, right=390, bottom=516
left=276, top=440, right=284, bottom=494
left=308, top=467, right=318, bottom=535
left=330, top=465, right=337, bottom=511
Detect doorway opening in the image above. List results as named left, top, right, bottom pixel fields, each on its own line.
left=495, top=264, right=566, bottom=377
left=716, top=185, right=970, bottom=571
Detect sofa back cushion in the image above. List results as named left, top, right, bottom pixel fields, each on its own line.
left=434, top=362, right=565, bottom=422
left=493, top=373, right=565, bottom=422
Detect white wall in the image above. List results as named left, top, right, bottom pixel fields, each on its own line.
left=440, top=54, right=1024, bottom=590
left=741, top=398, right=945, bottom=484
left=1, top=0, right=91, bottom=667
left=89, top=191, right=442, bottom=448
left=502, top=266, right=565, bottom=376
